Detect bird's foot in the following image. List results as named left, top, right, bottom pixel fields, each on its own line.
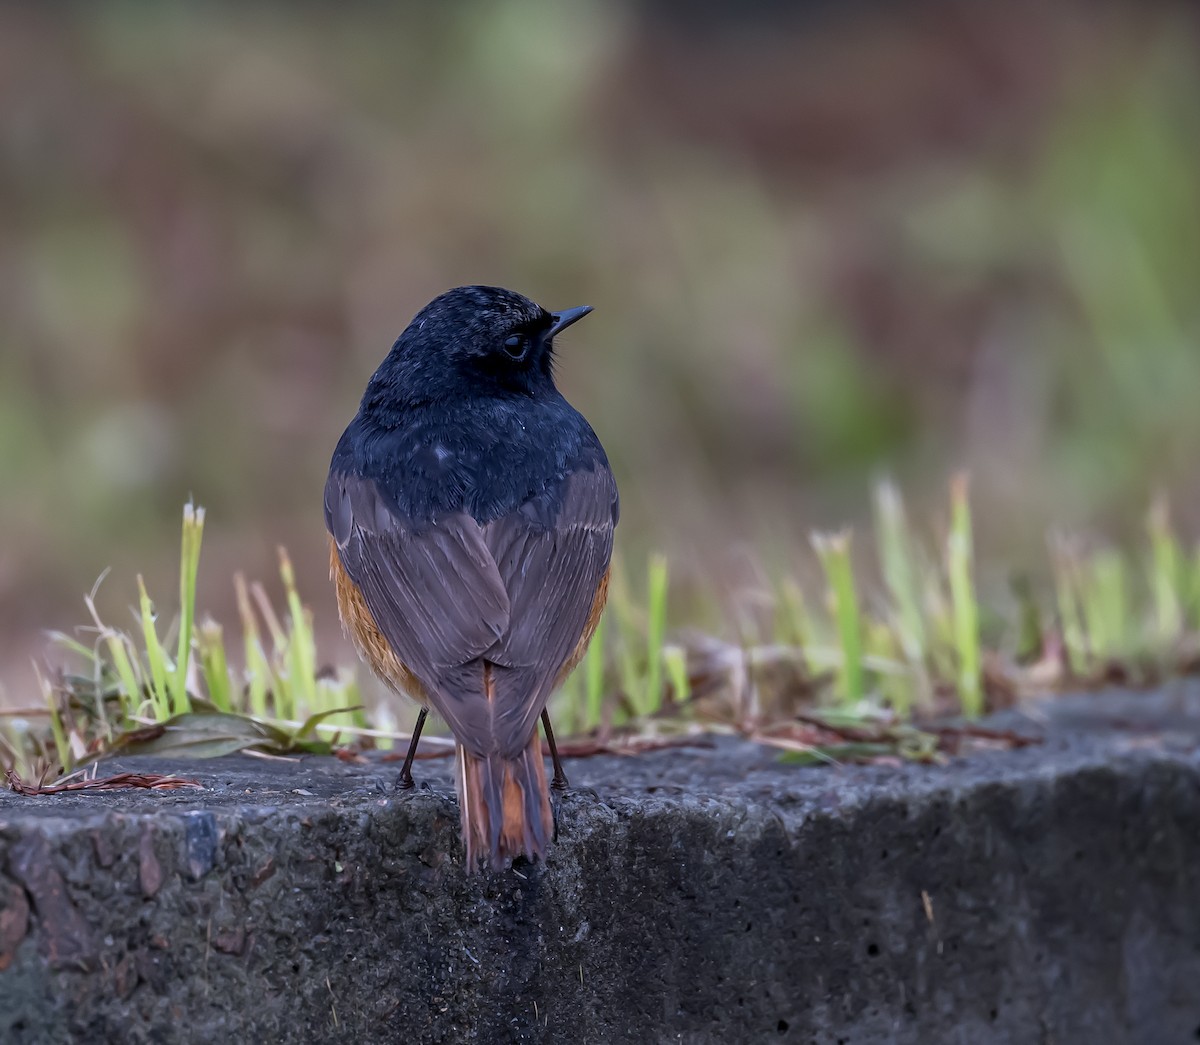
left=548, top=783, right=600, bottom=842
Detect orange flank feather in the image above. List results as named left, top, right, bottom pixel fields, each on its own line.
left=329, top=536, right=428, bottom=705
left=558, top=564, right=610, bottom=685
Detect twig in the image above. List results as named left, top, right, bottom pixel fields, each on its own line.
left=790, top=713, right=890, bottom=744
left=789, top=712, right=1039, bottom=750
left=5, top=769, right=202, bottom=795
left=924, top=723, right=1041, bottom=749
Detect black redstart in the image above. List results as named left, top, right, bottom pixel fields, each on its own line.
left=324, top=286, right=618, bottom=871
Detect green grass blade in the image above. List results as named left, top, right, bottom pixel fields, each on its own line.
left=82, top=594, right=143, bottom=719
left=607, top=559, right=642, bottom=726
left=235, top=574, right=270, bottom=720
left=662, top=642, right=689, bottom=705
left=290, top=705, right=367, bottom=745
left=172, top=502, right=203, bottom=717
left=105, top=633, right=144, bottom=720
left=197, top=618, right=232, bottom=713
left=947, top=474, right=982, bottom=717
left=1147, top=495, right=1183, bottom=648
left=38, top=670, right=71, bottom=772
left=250, top=580, right=294, bottom=721
left=104, top=636, right=142, bottom=719
left=873, top=479, right=927, bottom=662
left=1189, top=544, right=1200, bottom=632
left=279, top=548, right=318, bottom=718
left=778, top=577, right=818, bottom=674
left=46, top=632, right=98, bottom=662
left=137, top=576, right=172, bottom=722
left=644, top=553, right=669, bottom=717
left=811, top=530, right=864, bottom=705
left=1087, top=549, right=1131, bottom=660
left=873, top=478, right=934, bottom=710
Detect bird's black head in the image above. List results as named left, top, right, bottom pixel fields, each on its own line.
left=361, top=285, right=592, bottom=416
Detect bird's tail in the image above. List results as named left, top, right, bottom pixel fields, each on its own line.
left=455, top=736, right=553, bottom=873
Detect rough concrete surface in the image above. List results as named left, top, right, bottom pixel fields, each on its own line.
left=1, top=689, right=1199, bottom=1044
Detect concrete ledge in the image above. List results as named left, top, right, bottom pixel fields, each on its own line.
left=1, top=692, right=1199, bottom=1044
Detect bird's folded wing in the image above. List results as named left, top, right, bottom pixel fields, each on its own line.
left=480, top=465, right=617, bottom=754
left=324, top=465, right=617, bottom=758
left=324, top=470, right=510, bottom=714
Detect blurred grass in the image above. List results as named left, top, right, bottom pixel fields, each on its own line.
left=10, top=473, right=1200, bottom=780
left=2, top=3, right=1200, bottom=704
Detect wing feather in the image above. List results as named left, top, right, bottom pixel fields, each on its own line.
left=325, top=471, right=509, bottom=741
left=324, top=464, right=617, bottom=758
left=481, top=467, right=616, bottom=753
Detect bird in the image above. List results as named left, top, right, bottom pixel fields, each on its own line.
left=323, top=285, right=618, bottom=872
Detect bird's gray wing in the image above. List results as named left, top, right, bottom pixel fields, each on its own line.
left=477, top=464, right=617, bottom=756
left=325, top=464, right=617, bottom=758
left=324, top=469, right=511, bottom=743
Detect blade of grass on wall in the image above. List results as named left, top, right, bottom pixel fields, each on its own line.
left=37, top=668, right=71, bottom=771
left=323, top=673, right=366, bottom=732
left=279, top=548, right=319, bottom=717
left=873, top=478, right=935, bottom=710
left=1188, top=545, right=1200, bottom=632
left=1147, top=496, right=1183, bottom=648
left=173, top=502, right=204, bottom=717
left=84, top=593, right=143, bottom=720
left=777, top=577, right=819, bottom=675
left=49, top=630, right=117, bottom=738
left=102, top=634, right=141, bottom=722
left=864, top=618, right=913, bottom=714
left=1079, top=548, right=1131, bottom=662
left=235, top=573, right=271, bottom=720
left=250, top=579, right=297, bottom=721
left=136, top=576, right=174, bottom=721
left=643, top=553, right=670, bottom=718
left=197, top=617, right=232, bottom=713
left=811, top=530, right=864, bottom=706
left=662, top=641, right=689, bottom=708
left=947, top=474, right=982, bottom=717
left=605, top=559, right=643, bottom=726
left=918, top=551, right=959, bottom=687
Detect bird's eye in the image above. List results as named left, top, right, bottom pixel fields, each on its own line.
left=503, top=334, right=528, bottom=358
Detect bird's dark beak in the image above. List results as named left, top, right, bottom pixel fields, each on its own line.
left=547, top=305, right=593, bottom=338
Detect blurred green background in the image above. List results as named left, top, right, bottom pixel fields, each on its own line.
left=2, top=1, right=1199, bottom=703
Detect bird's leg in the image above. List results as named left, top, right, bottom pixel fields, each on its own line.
left=397, top=707, right=428, bottom=790
left=541, top=709, right=570, bottom=790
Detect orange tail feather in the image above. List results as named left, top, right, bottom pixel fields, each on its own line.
left=455, top=737, right=553, bottom=873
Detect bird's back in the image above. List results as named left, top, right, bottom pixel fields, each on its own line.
left=335, top=391, right=612, bottom=530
